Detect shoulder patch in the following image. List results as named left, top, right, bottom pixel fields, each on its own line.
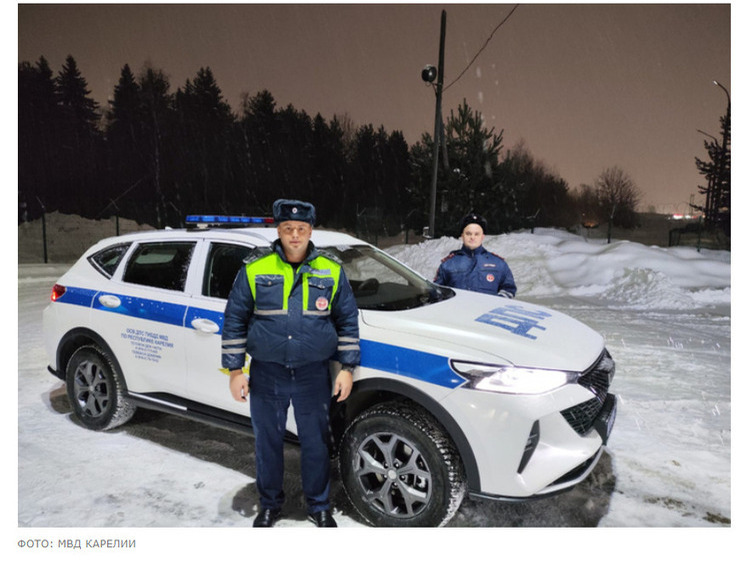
left=440, top=251, right=458, bottom=264
left=244, top=246, right=273, bottom=265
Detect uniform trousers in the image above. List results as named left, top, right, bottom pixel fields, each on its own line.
left=249, top=359, right=332, bottom=514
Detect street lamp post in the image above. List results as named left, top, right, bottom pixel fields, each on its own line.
left=713, top=80, right=731, bottom=105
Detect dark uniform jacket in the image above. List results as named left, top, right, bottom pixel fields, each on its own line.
left=222, top=240, right=360, bottom=370
left=434, top=244, right=517, bottom=298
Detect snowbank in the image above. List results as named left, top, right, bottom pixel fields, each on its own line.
left=388, top=228, right=731, bottom=310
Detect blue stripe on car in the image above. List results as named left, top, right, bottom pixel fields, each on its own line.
left=90, top=293, right=188, bottom=327
left=57, top=286, right=98, bottom=307
left=360, top=340, right=465, bottom=389
left=55, top=286, right=464, bottom=389
left=185, top=307, right=225, bottom=330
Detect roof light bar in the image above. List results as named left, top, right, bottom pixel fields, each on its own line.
left=185, top=215, right=275, bottom=228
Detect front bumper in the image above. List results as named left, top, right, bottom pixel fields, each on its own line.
left=469, top=445, right=606, bottom=502
left=443, top=351, right=617, bottom=499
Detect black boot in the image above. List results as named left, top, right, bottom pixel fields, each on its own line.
left=253, top=508, right=282, bottom=527
left=307, top=510, right=337, bottom=527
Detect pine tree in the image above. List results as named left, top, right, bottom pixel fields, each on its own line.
left=695, top=111, right=730, bottom=236
left=137, top=65, right=174, bottom=227
left=309, top=114, right=347, bottom=226
left=238, top=90, right=281, bottom=210
left=380, top=130, right=411, bottom=232
left=174, top=67, right=234, bottom=217
left=53, top=55, right=103, bottom=217
left=410, top=99, right=505, bottom=235
left=443, top=100, right=504, bottom=225
left=502, top=141, right=573, bottom=230
left=19, top=57, right=60, bottom=220
left=55, top=55, right=100, bottom=143
left=107, top=64, right=141, bottom=143
left=104, top=64, right=147, bottom=220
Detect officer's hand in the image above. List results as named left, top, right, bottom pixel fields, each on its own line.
left=334, top=370, right=353, bottom=402
left=229, top=370, right=249, bottom=402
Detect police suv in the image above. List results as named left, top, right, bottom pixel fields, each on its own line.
left=42, top=215, right=617, bottom=527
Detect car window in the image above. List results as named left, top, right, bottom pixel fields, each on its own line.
left=88, top=243, right=131, bottom=278
left=203, top=243, right=255, bottom=299
left=122, top=242, right=196, bottom=292
left=323, top=245, right=454, bottom=311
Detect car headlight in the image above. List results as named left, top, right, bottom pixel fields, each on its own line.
left=451, top=361, right=579, bottom=395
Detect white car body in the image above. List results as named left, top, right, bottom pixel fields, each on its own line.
left=42, top=220, right=616, bottom=526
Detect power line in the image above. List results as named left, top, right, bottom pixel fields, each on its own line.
left=443, top=4, right=520, bottom=93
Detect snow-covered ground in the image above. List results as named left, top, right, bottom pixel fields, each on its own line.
left=14, top=226, right=735, bottom=557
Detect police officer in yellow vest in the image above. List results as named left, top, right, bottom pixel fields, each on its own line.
left=222, top=199, right=360, bottom=527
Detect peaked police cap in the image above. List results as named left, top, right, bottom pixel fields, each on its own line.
left=272, top=199, right=316, bottom=226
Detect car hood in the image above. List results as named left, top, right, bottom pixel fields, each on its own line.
left=360, top=290, right=604, bottom=372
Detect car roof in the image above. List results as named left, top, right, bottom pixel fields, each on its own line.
left=88, top=227, right=369, bottom=253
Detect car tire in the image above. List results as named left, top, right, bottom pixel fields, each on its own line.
left=339, top=401, right=466, bottom=527
left=65, top=345, right=136, bottom=431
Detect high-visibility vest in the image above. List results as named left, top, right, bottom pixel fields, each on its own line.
left=245, top=252, right=342, bottom=317
left=222, top=244, right=360, bottom=370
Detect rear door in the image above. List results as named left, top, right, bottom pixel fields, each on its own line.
left=92, top=240, right=197, bottom=396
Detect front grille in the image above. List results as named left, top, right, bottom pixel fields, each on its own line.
left=561, top=349, right=615, bottom=436
left=579, top=349, right=614, bottom=401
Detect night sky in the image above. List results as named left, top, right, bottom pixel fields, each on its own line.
left=18, top=3, right=731, bottom=213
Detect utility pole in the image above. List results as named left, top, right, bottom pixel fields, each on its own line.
left=427, top=10, right=447, bottom=238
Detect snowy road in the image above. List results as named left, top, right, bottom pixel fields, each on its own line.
left=14, top=229, right=733, bottom=557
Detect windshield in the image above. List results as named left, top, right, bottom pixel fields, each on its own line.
left=322, top=244, right=454, bottom=311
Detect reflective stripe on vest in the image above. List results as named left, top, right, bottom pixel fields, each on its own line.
left=245, top=252, right=341, bottom=315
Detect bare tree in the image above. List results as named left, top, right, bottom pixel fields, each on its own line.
left=594, top=166, right=641, bottom=228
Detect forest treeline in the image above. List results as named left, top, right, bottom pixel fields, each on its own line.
left=19, top=55, right=640, bottom=239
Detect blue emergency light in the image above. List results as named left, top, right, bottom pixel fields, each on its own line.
left=185, top=215, right=275, bottom=228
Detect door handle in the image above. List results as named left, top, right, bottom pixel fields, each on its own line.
left=191, top=318, right=220, bottom=333
left=98, top=294, right=121, bottom=308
